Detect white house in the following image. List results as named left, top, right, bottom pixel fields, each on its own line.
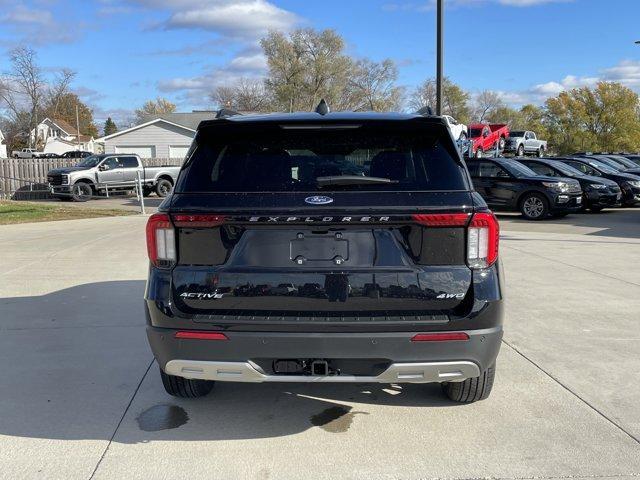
left=30, top=118, right=96, bottom=154
left=96, top=111, right=216, bottom=159
left=0, top=130, right=7, bottom=158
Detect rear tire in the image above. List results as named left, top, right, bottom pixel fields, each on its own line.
left=156, top=178, right=173, bottom=197
left=538, top=146, right=545, bottom=157
left=517, top=144, right=525, bottom=157
left=160, top=368, right=215, bottom=398
left=443, top=363, right=495, bottom=403
left=498, top=137, right=506, bottom=151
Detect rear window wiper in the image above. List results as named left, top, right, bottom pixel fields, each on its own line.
left=316, top=175, right=398, bottom=186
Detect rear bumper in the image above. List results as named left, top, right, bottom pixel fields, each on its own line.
left=147, top=325, right=503, bottom=383
left=165, top=359, right=480, bottom=384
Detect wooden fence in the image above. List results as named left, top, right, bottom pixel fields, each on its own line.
left=0, top=157, right=183, bottom=200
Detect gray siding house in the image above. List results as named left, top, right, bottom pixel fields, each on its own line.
left=97, top=112, right=216, bottom=159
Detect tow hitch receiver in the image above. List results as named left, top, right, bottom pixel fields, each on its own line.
left=311, top=360, right=329, bottom=376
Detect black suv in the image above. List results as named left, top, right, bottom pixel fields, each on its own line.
left=144, top=109, right=504, bottom=403
left=518, top=158, right=621, bottom=212
left=555, top=157, right=640, bottom=207
left=465, top=157, right=583, bottom=220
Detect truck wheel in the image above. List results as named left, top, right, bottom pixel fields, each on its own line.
left=520, top=192, right=549, bottom=220
left=160, top=368, right=214, bottom=398
left=498, top=137, right=506, bottom=150
left=71, top=182, right=93, bottom=202
left=442, top=363, right=495, bottom=403
left=156, top=178, right=173, bottom=197
left=537, top=146, right=545, bottom=157
left=517, top=145, right=524, bottom=157
left=475, top=148, right=483, bottom=158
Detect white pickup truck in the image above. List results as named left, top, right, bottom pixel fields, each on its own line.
left=47, top=153, right=181, bottom=201
left=443, top=115, right=468, bottom=140
left=12, top=148, right=42, bottom=158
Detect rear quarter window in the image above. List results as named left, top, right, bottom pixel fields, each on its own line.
left=175, top=122, right=469, bottom=192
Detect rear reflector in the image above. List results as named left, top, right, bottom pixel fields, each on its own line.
left=146, top=213, right=176, bottom=268
left=175, top=331, right=228, bottom=340
left=411, top=332, right=470, bottom=342
left=172, top=214, right=226, bottom=227
left=467, top=212, right=499, bottom=269
left=412, top=213, right=471, bottom=227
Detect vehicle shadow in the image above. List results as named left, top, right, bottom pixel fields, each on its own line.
left=497, top=208, right=640, bottom=240
left=0, top=280, right=463, bottom=445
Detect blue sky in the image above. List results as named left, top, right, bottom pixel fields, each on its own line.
left=1, top=0, right=639, bottom=127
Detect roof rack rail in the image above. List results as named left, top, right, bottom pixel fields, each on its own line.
left=215, top=108, right=241, bottom=119
left=416, top=106, right=434, bottom=116
left=315, top=99, right=330, bottom=115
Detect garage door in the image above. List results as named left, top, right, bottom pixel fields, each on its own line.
left=115, top=145, right=156, bottom=158
left=169, top=145, right=190, bottom=159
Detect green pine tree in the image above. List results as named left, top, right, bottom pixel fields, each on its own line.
left=103, top=117, right=118, bottom=136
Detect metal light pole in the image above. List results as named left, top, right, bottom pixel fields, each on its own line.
left=436, top=0, right=444, bottom=115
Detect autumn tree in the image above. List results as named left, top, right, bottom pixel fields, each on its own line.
left=545, top=82, right=640, bottom=153
left=345, top=58, right=404, bottom=111
left=44, top=92, right=98, bottom=138
left=103, top=117, right=118, bottom=136
left=135, top=97, right=177, bottom=123
left=409, top=77, right=471, bottom=123
left=261, top=29, right=353, bottom=112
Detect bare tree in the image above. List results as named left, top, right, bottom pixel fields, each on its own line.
left=345, top=59, right=404, bottom=111
left=210, top=78, right=271, bottom=112
left=472, top=90, right=504, bottom=122
left=47, top=68, right=77, bottom=117
left=0, top=47, right=47, bottom=146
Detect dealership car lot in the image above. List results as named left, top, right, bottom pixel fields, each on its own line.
left=1, top=212, right=639, bottom=479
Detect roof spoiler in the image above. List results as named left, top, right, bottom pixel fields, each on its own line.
left=415, top=106, right=434, bottom=116
left=216, top=108, right=241, bottom=119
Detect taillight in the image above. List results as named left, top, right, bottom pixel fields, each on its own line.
left=467, top=212, right=499, bottom=269
left=172, top=214, right=226, bottom=227
left=146, top=213, right=176, bottom=268
left=412, top=213, right=471, bottom=227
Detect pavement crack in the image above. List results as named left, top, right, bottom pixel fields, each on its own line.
left=502, top=339, right=640, bottom=446
left=88, top=357, right=155, bottom=480
left=502, top=244, right=640, bottom=288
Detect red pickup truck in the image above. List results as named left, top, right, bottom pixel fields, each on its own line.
left=468, top=123, right=510, bottom=158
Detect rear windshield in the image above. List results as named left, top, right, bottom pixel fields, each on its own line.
left=175, top=122, right=469, bottom=192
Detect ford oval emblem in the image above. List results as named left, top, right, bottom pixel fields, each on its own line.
left=305, top=195, right=334, bottom=205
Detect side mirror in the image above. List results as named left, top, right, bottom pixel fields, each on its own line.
left=99, top=164, right=108, bottom=171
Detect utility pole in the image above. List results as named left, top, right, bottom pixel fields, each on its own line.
left=76, top=104, right=81, bottom=149
left=436, top=0, right=444, bottom=115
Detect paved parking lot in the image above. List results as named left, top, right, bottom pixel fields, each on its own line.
left=1, top=210, right=639, bottom=479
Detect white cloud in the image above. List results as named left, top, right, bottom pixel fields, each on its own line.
left=495, top=61, right=640, bottom=107
left=128, top=0, right=299, bottom=40
left=0, top=4, right=84, bottom=44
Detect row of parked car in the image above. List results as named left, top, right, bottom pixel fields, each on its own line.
left=12, top=148, right=92, bottom=159
left=465, top=153, right=640, bottom=220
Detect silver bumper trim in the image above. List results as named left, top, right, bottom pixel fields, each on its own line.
left=164, top=360, right=480, bottom=384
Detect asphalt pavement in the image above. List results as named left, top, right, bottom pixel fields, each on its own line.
left=1, top=210, right=639, bottom=479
